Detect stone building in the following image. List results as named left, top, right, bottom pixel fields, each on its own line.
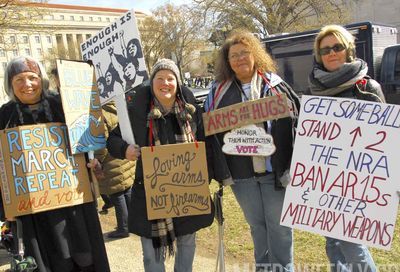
left=0, top=3, right=147, bottom=105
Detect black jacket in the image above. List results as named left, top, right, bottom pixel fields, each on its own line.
left=107, top=84, right=214, bottom=238
left=0, top=94, right=110, bottom=272
left=205, top=75, right=300, bottom=189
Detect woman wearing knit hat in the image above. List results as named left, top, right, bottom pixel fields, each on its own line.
left=107, top=58, right=214, bottom=271
left=0, top=56, right=110, bottom=271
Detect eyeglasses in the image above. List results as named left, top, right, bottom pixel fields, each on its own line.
left=229, top=50, right=251, bottom=61
left=319, top=43, right=346, bottom=56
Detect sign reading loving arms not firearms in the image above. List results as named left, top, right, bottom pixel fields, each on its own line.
left=280, top=95, right=400, bottom=250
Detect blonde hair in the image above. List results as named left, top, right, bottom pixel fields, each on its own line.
left=214, top=29, right=277, bottom=82
left=314, top=24, right=356, bottom=64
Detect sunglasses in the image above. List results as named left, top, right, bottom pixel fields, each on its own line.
left=319, top=44, right=346, bottom=56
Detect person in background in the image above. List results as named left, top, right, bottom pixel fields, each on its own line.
left=204, top=30, right=300, bottom=272
left=0, top=56, right=110, bottom=272
left=94, top=101, right=135, bottom=238
left=107, top=59, right=214, bottom=272
left=98, top=194, right=114, bottom=215
left=309, top=24, right=385, bottom=272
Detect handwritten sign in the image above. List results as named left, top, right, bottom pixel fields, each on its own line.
left=57, top=60, right=106, bottom=154
left=141, top=142, right=211, bottom=220
left=280, top=95, right=400, bottom=250
left=202, top=94, right=289, bottom=136
left=0, top=123, right=93, bottom=218
left=80, top=10, right=148, bottom=103
left=222, top=124, right=275, bottom=156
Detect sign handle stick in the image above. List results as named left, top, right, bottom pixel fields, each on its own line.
left=87, top=151, right=100, bottom=203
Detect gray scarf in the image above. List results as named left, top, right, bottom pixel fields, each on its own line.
left=309, top=58, right=368, bottom=96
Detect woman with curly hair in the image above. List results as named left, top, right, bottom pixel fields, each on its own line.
left=204, top=30, right=300, bottom=272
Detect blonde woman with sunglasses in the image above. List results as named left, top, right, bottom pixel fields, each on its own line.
left=309, top=25, right=385, bottom=272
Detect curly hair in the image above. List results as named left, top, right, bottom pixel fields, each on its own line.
left=314, top=24, right=356, bottom=65
left=214, top=29, right=277, bottom=82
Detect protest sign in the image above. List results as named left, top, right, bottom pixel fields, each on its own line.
left=280, top=95, right=400, bottom=250
left=80, top=9, right=148, bottom=104
left=0, top=123, right=93, bottom=218
left=202, top=94, right=289, bottom=136
left=222, top=124, right=275, bottom=156
left=141, top=142, right=211, bottom=220
left=57, top=60, right=106, bottom=154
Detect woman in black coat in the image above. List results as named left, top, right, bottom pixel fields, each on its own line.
left=107, top=59, right=214, bottom=272
left=0, top=56, right=110, bottom=272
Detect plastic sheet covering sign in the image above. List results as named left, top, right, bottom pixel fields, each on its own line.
left=202, top=94, right=289, bottom=136
left=57, top=60, right=106, bottom=154
left=280, top=95, right=400, bottom=250
left=0, top=122, right=93, bottom=218
left=141, top=142, right=211, bottom=220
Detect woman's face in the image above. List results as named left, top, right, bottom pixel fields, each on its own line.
left=152, top=70, right=177, bottom=106
left=228, top=43, right=255, bottom=82
left=97, top=81, right=105, bottom=93
left=319, top=34, right=347, bottom=72
left=127, top=43, right=137, bottom=57
left=124, top=62, right=137, bottom=80
left=12, top=71, right=42, bottom=104
left=105, top=72, right=112, bottom=85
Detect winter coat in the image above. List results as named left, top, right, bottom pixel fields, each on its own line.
left=0, top=93, right=110, bottom=272
left=95, top=102, right=135, bottom=195
left=107, top=84, right=215, bottom=238
left=330, top=76, right=385, bottom=102
left=204, top=73, right=300, bottom=189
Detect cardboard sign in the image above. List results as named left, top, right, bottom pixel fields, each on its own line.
left=222, top=124, right=275, bottom=156
left=0, top=123, right=94, bottom=218
left=202, top=94, right=289, bottom=136
left=141, top=142, right=211, bottom=220
left=80, top=10, right=148, bottom=104
left=280, top=95, right=400, bottom=250
left=57, top=60, right=106, bottom=154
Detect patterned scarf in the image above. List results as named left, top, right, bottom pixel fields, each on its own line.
left=309, top=58, right=368, bottom=96
left=147, top=96, right=196, bottom=260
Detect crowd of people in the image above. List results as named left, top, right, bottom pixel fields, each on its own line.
left=0, top=23, right=399, bottom=272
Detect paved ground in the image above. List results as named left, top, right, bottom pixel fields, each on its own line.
left=0, top=209, right=247, bottom=272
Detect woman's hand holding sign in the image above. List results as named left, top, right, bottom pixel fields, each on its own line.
left=125, top=144, right=141, bottom=161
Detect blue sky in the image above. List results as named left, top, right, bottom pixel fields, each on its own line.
left=49, top=0, right=190, bottom=13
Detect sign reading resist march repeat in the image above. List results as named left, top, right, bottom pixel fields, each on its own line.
left=141, top=142, right=211, bottom=220
left=280, top=95, right=400, bottom=250
left=0, top=123, right=93, bottom=218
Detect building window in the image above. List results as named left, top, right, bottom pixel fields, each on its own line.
left=37, top=48, right=42, bottom=55
left=12, top=49, right=18, bottom=57
left=98, top=17, right=101, bottom=22
left=0, top=49, right=5, bottom=57
left=10, top=36, right=16, bottom=44
left=35, top=36, right=40, bottom=43
left=80, top=16, right=84, bottom=21
left=89, top=17, right=93, bottom=21
left=46, top=36, right=52, bottom=43
left=2, top=62, right=7, bottom=70
left=70, top=16, right=74, bottom=21
left=25, top=48, right=30, bottom=55
left=60, top=15, right=65, bottom=20
left=22, top=36, right=28, bottom=44
left=49, top=15, right=54, bottom=20
left=106, top=18, right=110, bottom=22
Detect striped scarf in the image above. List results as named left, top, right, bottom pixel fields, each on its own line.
left=147, top=96, right=196, bottom=259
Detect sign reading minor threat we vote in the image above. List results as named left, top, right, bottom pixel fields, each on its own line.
left=0, top=123, right=93, bottom=218
left=57, top=60, right=106, bottom=154
left=141, top=142, right=211, bottom=220
left=280, top=95, right=400, bottom=250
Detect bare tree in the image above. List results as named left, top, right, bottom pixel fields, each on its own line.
left=138, top=4, right=207, bottom=80
left=0, top=1, right=50, bottom=51
left=194, top=0, right=351, bottom=39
